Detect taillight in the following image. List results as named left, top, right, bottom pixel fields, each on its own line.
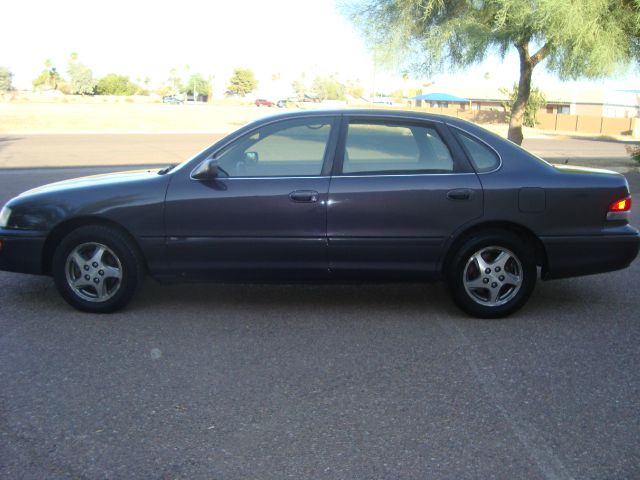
left=609, top=196, right=632, bottom=212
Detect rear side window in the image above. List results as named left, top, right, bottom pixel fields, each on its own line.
left=456, top=131, right=500, bottom=172
left=342, top=122, right=455, bottom=175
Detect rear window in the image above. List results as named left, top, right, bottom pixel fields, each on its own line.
left=456, top=131, right=500, bottom=172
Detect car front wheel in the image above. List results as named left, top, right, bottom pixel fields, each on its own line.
left=52, top=225, right=144, bottom=313
left=447, top=230, right=536, bottom=318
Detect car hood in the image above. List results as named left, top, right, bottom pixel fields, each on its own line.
left=18, top=168, right=163, bottom=198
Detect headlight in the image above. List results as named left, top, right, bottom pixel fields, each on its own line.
left=0, top=205, right=11, bottom=228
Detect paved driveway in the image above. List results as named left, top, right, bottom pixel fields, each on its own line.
left=0, top=168, right=638, bottom=479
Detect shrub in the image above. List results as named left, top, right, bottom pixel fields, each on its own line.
left=626, top=144, right=640, bottom=164
left=500, top=83, right=546, bottom=128
left=95, top=74, right=139, bottom=96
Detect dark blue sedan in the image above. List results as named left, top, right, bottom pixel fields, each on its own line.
left=0, top=110, right=638, bottom=317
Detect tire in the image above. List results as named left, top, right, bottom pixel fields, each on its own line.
left=446, top=229, right=536, bottom=319
left=52, top=225, right=145, bottom=313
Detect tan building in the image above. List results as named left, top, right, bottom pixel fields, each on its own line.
left=544, top=88, right=639, bottom=118
left=411, top=83, right=639, bottom=119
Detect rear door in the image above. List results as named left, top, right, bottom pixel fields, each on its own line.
left=327, top=116, right=483, bottom=278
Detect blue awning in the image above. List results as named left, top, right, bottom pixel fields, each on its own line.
left=412, top=93, right=469, bottom=102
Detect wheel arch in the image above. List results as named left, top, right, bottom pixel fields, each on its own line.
left=42, top=216, right=148, bottom=275
left=440, top=221, right=548, bottom=276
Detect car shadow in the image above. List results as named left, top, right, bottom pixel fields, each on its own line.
left=3, top=271, right=627, bottom=323
left=133, top=281, right=452, bottom=316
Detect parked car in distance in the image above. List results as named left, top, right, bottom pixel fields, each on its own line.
left=162, top=96, right=183, bottom=104
left=276, top=100, right=288, bottom=108
left=0, top=110, right=638, bottom=317
left=255, top=99, right=274, bottom=107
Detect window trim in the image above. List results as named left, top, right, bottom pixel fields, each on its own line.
left=333, top=116, right=473, bottom=177
left=449, top=125, right=503, bottom=174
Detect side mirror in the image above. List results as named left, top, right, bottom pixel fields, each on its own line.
left=191, top=158, right=220, bottom=180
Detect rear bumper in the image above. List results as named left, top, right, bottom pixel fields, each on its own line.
left=541, top=229, right=640, bottom=280
left=0, top=229, right=46, bottom=275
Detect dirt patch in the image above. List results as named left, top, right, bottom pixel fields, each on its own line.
left=0, top=103, right=268, bottom=134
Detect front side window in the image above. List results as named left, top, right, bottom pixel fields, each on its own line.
left=216, top=117, right=333, bottom=177
left=342, top=121, right=455, bottom=175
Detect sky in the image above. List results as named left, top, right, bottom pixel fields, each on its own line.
left=1, top=0, right=638, bottom=95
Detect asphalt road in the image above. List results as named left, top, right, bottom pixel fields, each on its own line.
left=0, top=167, right=639, bottom=479
left=0, top=133, right=637, bottom=170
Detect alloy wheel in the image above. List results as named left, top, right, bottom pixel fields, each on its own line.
left=462, top=246, right=523, bottom=307
left=65, top=242, right=123, bottom=303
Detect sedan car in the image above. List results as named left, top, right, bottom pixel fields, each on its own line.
left=0, top=110, right=638, bottom=317
left=255, top=99, right=274, bottom=107
left=162, top=96, right=184, bottom=104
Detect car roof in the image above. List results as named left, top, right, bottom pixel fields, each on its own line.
left=250, top=108, right=476, bottom=129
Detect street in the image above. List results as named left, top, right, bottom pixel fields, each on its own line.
left=0, top=166, right=639, bottom=479
left=0, top=133, right=637, bottom=169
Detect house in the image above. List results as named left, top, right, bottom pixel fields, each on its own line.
left=410, top=83, right=640, bottom=118
left=412, top=92, right=469, bottom=109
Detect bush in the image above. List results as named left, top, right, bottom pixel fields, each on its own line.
left=67, top=62, right=96, bottom=95
left=626, top=144, right=640, bottom=164
left=227, top=68, right=257, bottom=96
left=500, top=83, right=546, bottom=128
left=310, top=76, right=346, bottom=101
left=181, top=74, right=209, bottom=97
left=0, top=66, right=13, bottom=91
left=95, top=74, right=139, bottom=96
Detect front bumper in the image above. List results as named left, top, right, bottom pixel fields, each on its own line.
left=0, top=229, right=47, bottom=275
left=541, top=228, right=640, bottom=280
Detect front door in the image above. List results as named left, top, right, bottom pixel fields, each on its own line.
left=327, top=117, right=483, bottom=278
left=164, top=115, right=339, bottom=279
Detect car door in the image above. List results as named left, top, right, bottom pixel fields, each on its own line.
left=164, top=115, right=339, bottom=278
left=327, top=116, right=483, bottom=278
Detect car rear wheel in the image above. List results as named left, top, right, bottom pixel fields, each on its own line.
left=447, top=230, right=536, bottom=318
left=52, top=225, right=144, bottom=313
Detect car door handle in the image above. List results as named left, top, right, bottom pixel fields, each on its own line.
left=289, top=190, right=319, bottom=203
left=446, top=189, right=472, bottom=200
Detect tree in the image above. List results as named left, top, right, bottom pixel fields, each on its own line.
left=345, top=80, right=365, bottom=98
left=206, top=74, right=214, bottom=102
left=167, top=68, right=183, bottom=95
left=389, top=88, right=405, bottom=103
left=227, top=68, right=257, bottom=96
left=67, top=53, right=95, bottom=95
left=95, top=74, right=140, bottom=95
left=292, top=79, right=306, bottom=100
left=310, top=76, right=346, bottom=101
left=182, top=73, right=209, bottom=98
left=32, top=59, right=61, bottom=91
left=345, top=0, right=640, bottom=144
left=627, top=145, right=640, bottom=164
left=0, top=67, right=13, bottom=91
left=500, top=83, right=546, bottom=128
left=143, top=77, right=151, bottom=95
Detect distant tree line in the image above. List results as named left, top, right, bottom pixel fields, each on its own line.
left=0, top=66, right=12, bottom=91
left=5, top=55, right=396, bottom=104
left=21, top=56, right=372, bottom=102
